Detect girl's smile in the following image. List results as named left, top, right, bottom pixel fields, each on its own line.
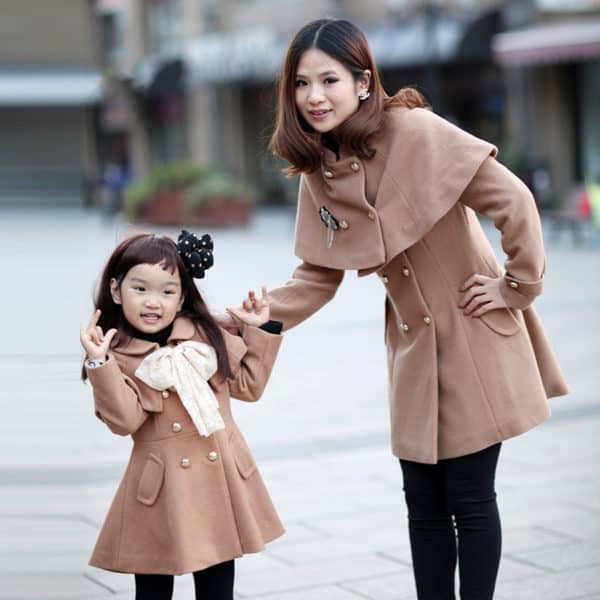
left=110, top=262, right=184, bottom=333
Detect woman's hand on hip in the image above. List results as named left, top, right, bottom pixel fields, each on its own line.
left=459, top=274, right=508, bottom=317
left=80, top=309, right=116, bottom=360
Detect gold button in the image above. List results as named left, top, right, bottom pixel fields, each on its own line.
left=339, top=219, right=349, bottom=230
left=180, top=458, right=191, bottom=468
left=208, top=451, right=218, bottom=462
left=423, top=316, right=432, bottom=325
left=368, top=212, right=375, bottom=221
left=509, top=281, right=519, bottom=289
left=402, top=267, right=410, bottom=277
left=382, top=275, right=389, bottom=284
left=323, top=170, right=333, bottom=179
left=161, top=390, right=170, bottom=399
left=401, top=322, right=409, bottom=332
left=171, top=422, right=182, bottom=433
left=350, top=161, right=360, bottom=172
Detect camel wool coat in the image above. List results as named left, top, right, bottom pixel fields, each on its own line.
left=85, top=317, right=284, bottom=575
left=268, top=106, right=568, bottom=464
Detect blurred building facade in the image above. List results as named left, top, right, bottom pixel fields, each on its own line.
left=493, top=0, right=600, bottom=209
left=92, top=0, right=600, bottom=208
left=96, top=0, right=508, bottom=205
left=0, top=0, right=102, bottom=205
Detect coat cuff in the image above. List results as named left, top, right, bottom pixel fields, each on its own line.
left=258, top=320, right=283, bottom=335
left=499, top=274, right=544, bottom=310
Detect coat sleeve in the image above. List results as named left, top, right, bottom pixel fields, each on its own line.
left=223, top=325, right=283, bottom=402
left=267, top=261, right=344, bottom=330
left=85, top=355, right=150, bottom=436
left=459, top=156, right=546, bottom=309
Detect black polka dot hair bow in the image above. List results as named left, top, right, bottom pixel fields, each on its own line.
left=176, top=230, right=214, bottom=279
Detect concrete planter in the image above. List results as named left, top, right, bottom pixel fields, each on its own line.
left=137, top=188, right=254, bottom=227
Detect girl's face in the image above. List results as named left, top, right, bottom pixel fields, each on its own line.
left=294, top=48, right=370, bottom=134
left=110, top=262, right=184, bottom=333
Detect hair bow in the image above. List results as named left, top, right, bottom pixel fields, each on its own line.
left=176, top=230, right=214, bottom=279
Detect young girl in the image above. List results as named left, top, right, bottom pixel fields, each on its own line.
left=80, top=230, right=284, bottom=600
left=230, top=17, right=569, bottom=600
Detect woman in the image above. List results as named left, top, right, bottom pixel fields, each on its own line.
left=238, top=18, right=567, bottom=600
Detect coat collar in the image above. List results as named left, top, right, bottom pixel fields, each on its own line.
left=111, top=317, right=199, bottom=357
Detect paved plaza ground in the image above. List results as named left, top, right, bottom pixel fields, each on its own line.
left=0, top=207, right=598, bottom=599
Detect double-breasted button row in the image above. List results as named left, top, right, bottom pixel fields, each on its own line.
left=400, top=316, right=432, bottom=332
left=323, top=162, right=361, bottom=179
left=172, top=422, right=182, bottom=433
left=161, top=390, right=170, bottom=399
left=179, top=451, right=219, bottom=469
left=509, top=281, right=519, bottom=289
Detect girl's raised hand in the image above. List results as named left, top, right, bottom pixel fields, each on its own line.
left=80, top=309, right=117, bottom=360
left=226, top=286, right=271, bottom=328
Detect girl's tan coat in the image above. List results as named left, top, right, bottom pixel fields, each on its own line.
left=86, top=318, right=284, bottom=574
left=268, top=107, right=568, bottom=464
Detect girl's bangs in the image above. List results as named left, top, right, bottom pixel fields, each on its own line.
left=118, top=235, right=180, bottom=277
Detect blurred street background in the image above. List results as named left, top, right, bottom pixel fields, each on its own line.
left=1, top=0, right=600, bottom=599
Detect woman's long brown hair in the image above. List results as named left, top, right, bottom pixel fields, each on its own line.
left=81, top=233, right=232, bottom=381
left=269, top=18, right=427, bottom=176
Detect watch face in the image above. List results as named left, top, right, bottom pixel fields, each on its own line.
left=319, top=206, right=340, bottom=230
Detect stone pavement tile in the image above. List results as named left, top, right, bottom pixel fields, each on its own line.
left=496, top=555, right=550, bottom=581
left=0, top=516, right=98, bottom=554
left=338, top=570, right=416, bottom=600
left=497, top=499, right=594, bottom=531
left=234, top=554, right=399, bottom=597
left=267, top=536, right=411, bottom=567
left=494, top=565, right=600, bottom=600
left=0, top=574, right=109, bottom=600
left=244, top=584, right=366, bottom=599
left=1, top=483, right=120, bottom=525
left=262, top=521, right=330, bottom=549
left=502, top=525, right=581, bottom=553
left=533, top=514, right=600, bottom=541
left=508, top=539, right=600, bottom=572
left=236, top=552, right=291, bottom=575
left=85, top=567, right=132, bottom=595
left=307, top=508, right=407, bottom=538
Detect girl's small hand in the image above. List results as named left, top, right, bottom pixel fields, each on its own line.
left=459, top=274, right=507, bottom=317
left=80, top=309, right=117, bottom=360
left=226, top=286, right=271, bottom=328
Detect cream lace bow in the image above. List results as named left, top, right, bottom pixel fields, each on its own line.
left=134, top=340, right=224, bottom=437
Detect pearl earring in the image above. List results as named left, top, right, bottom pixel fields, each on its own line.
left=358, top=89, right=370, bottom=101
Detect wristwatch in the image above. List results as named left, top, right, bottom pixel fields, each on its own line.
left=86, top=358, right=106, bottom=369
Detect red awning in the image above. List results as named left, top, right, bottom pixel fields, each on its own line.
left=492, top=19, right=600, bottom=66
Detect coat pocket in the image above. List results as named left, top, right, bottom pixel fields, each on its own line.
left=136, top=452, right=165, bottom=506
left=229, top=431, right=258, bottom=480
left=479, top=308, right=521, bottom=336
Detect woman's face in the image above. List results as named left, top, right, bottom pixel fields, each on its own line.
left=110, top=262, right=184, bottom=333
left=294, top=48, right=370, bottom=134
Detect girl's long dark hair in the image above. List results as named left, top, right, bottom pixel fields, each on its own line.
left=81, top=233, right=232, bottom=381
left=269, top=18, right=427, bottom=176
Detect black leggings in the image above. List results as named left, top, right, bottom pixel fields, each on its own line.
left=400, top=443, right=502, bottom=600
left=134, top=560, right=235, bottom=600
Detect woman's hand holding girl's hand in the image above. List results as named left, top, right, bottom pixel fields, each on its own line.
left=80, top=309, right=117, bottom=360
left=226, top=286, right=271, bottom=328
left=459, top=274, right=508, bottom=317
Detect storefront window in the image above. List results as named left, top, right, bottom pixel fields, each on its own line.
left=581, top=61, right=600, bottom=182
left=144, top=0, right=183, bottom=55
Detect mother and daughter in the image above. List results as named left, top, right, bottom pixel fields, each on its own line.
left=81, top=17, right=567, bottom=600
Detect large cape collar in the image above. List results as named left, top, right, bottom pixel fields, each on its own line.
left=293, top=107, right=497, bottom=274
